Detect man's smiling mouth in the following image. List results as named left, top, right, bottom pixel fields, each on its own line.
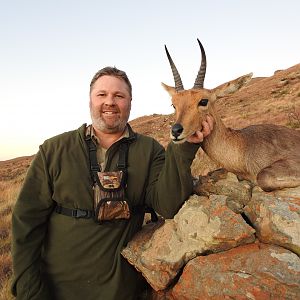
left=103, top=111, right=118, bottom=115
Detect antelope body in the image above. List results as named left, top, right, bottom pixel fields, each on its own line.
left=162, top=39, right=300, bottom=191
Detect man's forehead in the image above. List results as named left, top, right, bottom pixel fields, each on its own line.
left=95, top=75, right=122, bottom=83
left=92, top=76, right=130, bottom=92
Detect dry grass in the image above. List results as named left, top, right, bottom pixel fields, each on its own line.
left=287, top=106, right=300, bottom=128
left=0, top=276, right=14, bottom=300
left=0, top=172, right=25, bottom=299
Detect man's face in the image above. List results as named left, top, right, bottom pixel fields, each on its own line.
left=89, top=75, right=131, bottom=134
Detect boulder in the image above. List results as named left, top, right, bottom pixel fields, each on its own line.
left=122, top=195, right=255, bottom=291
left=194, top=169, right=252, bottom=213
left=167, top=243, right=300, bottom=300
left=244, top=186, right=300, bottom=255
left=122, top=170, right=300, bottom=298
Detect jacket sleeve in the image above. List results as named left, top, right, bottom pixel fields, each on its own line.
left=11, top=146, right=54, bottom=299
left=145, top=141, right=200, bottom=219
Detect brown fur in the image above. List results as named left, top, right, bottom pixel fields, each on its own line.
left=162, top=74, right=300, bottom=191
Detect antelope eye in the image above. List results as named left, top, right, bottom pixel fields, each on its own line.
left=198, top=98, right=208, bottom=106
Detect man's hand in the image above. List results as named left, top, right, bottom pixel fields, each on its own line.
left=186, top=114, right=214, bottom=144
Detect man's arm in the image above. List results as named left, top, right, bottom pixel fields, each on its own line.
left=11, top=147, right=54, bottom=299
left=145, top=115, right=214, bottom=218
left=145, top=141, right=200, bottom=218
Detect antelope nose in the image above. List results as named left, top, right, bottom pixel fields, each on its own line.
left=172, top=123, right=183, bottom=138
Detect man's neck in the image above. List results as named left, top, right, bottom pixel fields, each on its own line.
left=93, top=126, right=126, bottom=149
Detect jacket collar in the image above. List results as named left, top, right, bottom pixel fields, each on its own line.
left=79, top=123, right=137, bottom=145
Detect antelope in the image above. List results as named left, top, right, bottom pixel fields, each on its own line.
left=162, top=39, right=300, bottom=191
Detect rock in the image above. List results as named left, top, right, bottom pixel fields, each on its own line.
left=272, top=186, right=300, bottom=200
left=194, top=169, right=252, bottom=213
left=121, top=218, right=165, bottom=268
left=168, top=243, right=300, bottom=300
left=244, top=186, right=300, bottom=255
left=122, top=167, right=300, bottom=297
left=122, top=195, right=255, bottom=291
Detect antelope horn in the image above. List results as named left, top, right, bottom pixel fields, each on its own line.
left=164, top=45, right=184, bottom=92
left=193, top=39, right=207, bottom=89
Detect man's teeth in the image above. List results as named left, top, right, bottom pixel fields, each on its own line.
left=103, top=111, right=116, bottom=114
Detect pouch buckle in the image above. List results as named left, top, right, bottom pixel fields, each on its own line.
left=72, top=209, right=94, bottom=219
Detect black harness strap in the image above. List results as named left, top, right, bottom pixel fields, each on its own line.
left=55, top=127, right=158, bottom=222
left=85, top=133, right=129, bottom=185
left=132, top=206, right=159, bottom=222
left=55, top=205, right=94, bottom=219
left=117, top=142, right=129, bottom=183
left=85, top=134, right=101, bottom=186
left=55, top=134, right=130, bottom=220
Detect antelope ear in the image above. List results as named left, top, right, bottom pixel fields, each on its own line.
left=212, top=73, right=253, bottom=98
left=161, top=82, right=176, bottom=96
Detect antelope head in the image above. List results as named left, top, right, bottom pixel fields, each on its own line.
left=162, top=39, right=253, bottom=143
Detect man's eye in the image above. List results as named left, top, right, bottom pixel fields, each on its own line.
left=198, top=98, right=208, bottom=106
left=116, top=95, right=124, bottom=98
left=97, top=93, right=105, bottom=97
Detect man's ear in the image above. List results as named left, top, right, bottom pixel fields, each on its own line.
left=161, top=82, right=176, bottom=97
left=212, top=73, right=253, bottom=98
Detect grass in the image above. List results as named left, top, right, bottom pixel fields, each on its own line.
left=0, top=175, right=24, bottom=299
left=287, top=106, right=300, bottom=129
left=0, top=276, right=14, bottom=300
left=272, top=88, right=290, bottom=98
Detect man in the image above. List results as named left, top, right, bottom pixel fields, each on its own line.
left=12, top=67, right=213, bottom=299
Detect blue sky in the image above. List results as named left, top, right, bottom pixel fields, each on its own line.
left=1, top=0, right=299, bottom=160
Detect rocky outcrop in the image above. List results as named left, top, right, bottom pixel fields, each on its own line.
left=193, top=168, right=252, bottom=213
left=122, top=194, right=255, bottom=291
left=167, top=243, right=300, bottom=299
left=244, top=186, right=300, bottom=255
left=122, top=170, right=300, bottom=299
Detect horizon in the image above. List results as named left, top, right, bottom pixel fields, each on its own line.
left=1, top=0, right=300, bottom=161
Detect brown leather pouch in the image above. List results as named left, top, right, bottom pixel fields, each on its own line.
left=94, top=171, right=130, bottom=222
left=96, top=200, right=130, bottom=221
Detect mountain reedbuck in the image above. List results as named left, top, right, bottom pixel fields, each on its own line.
left=162, top=39, right=300, bottom=191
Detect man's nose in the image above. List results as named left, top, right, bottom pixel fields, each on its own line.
left=104, top=95, right=116, bottom=105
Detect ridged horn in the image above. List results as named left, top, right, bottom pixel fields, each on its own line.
left=164, top=45, right=184, bottom=92
left=193, top=39, right=207, bottom=89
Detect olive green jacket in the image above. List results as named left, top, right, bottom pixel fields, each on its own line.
left=12, top=124, right=199, bottom=300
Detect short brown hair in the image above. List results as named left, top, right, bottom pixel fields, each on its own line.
left=89, top=66, right=132, bottom=97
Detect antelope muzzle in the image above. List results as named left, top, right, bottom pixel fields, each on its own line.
left=171, top=123, right=184, bottom=141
